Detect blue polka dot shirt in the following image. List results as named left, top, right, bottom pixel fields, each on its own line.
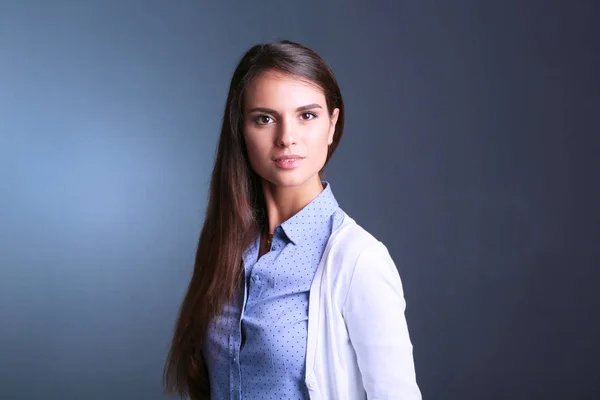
left=203, top=182, right=344, bottom=399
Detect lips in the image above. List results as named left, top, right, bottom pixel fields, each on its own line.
left=273, top=155, right=305, bottom=169
left=273, top=154, right=304, bottom=162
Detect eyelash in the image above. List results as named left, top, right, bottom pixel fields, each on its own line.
left=254, top=112, right=317, bottom=125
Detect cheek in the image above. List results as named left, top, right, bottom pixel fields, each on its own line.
left=310, top=123, right=332, bottom=149
left=243, top=132, right=270, bottom=171
left=306, top=128, right=331, bottom=165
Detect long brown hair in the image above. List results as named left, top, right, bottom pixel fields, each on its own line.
left=163, top=40, right=345, bottom=399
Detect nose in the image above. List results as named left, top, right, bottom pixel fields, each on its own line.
left=276, top=117, right=296, bottom=147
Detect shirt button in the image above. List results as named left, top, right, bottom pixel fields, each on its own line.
left=307, top=380, right=316, bottom=390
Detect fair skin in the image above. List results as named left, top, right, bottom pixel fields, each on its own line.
left=243, top=70, right=339, bottom=254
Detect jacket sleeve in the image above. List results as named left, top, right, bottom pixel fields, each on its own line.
left=342, top=241, right=422, bottom=399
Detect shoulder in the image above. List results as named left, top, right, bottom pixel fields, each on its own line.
left=325, top=212, right=393, bottom=277
left=320, top=212, right=402, bottom=314
left=330, top=212, right=380, bottom=250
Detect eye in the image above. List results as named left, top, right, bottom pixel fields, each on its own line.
left=255, top=115, right=274, bottom=125
left=300, top=112, right=316, bottom=121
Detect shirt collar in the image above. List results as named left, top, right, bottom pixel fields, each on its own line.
left=279, top=181, right=339, bottom=245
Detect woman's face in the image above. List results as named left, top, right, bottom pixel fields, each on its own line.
left=243, top=70, right=339, bottom=189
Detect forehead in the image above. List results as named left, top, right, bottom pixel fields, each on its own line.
left=244, top=70, right=326, bottom=110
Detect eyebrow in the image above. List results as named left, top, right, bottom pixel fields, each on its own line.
left=248, top=103, right=323, bottom=114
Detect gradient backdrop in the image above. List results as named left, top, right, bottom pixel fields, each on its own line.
left=1, top=1, right=598, bottom=399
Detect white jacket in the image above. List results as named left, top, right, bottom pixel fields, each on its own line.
left=305, top=213, right=422, bottom=399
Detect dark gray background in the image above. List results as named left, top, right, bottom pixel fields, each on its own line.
left=1, top=1, right=598, bottom=399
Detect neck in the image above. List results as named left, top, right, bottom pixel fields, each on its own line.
left=262, top=177, right=324, bottom=234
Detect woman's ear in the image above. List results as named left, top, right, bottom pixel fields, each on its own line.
left=328, top=108, right=340, bottom=145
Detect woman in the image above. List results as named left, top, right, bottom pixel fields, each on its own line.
left=164, top=40, right=421, bottom=399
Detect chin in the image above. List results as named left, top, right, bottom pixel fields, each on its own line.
left=265, top=170, right=317, bottom=189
